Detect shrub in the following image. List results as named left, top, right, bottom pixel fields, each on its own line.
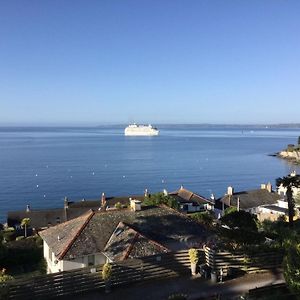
left=188, top=248, right=199, bottom=264
left=102, top=263, right=112, bottom=281
left=15, top=236, right=25, bottom=241
left=190, top=212, right=214, bottom=227
left=114, top=202, right=122, bottom=209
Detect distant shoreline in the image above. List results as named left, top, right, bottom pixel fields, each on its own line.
left=1, top=123, right=300, bottom=129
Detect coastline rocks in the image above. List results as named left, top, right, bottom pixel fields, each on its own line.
left=277, top=150, right=300, bottom=164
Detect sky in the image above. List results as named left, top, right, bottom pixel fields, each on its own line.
left=0, top=0, right=300, bottom=125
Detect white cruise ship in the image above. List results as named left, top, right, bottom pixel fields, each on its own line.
left=124, top=124, right=159, bottom=136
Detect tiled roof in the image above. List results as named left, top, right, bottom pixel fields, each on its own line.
left=7, top=195, right=142, bottom=229
left=169, top=187, right=213, bottom=205
left=216, top=189, right=282, bottom=211
left=39, top=210, right=94, bottom=260
left=103, top=222, right=169, bottom=261
left=39, top=206, right=207, bottom=260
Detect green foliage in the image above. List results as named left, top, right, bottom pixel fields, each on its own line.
left=102, top=263, right=112, bottom=281
left=143, top=193, right=179, bottom=210
left=0, top=235, right=43, bottom=275
left=0, top=268, right=13, bottom=283
left=284, top=243, right=300, bottom=293
left=224, top=206, right=237, bottom=215
left=190, top=212, right=214, bottom=227
left=276, top=174, right=300, bottom=227
left=188, top=248, right=199, bottom=264
left=114, top=202, right=122, bottom=209
left=0, top=268, right=13, bottom=300
left=21, top=218, right=31, bottom=238
left=218, top=210, right=264, bottom=248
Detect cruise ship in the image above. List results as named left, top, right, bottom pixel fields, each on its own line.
left=124, top=124, right=159, bottom=136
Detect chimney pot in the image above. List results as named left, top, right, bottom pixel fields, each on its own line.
left=144, top=189, right=149, bottom=197
left=64, top=197, right=69, bottom=209
left=26, top=205, right=30, bottom=212
left=227, top=186, right=234, bottom=196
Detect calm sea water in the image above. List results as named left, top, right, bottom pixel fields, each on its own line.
left=0, top=125, right=300, bottom=222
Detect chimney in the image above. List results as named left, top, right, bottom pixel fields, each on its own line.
left=210, top=194, right=215, bottom=201
left=163, top=189, right=168, bottom=196
left=261, top=184, right=266, bottom=190
left=130, top=199, right=142, bottom=212
left=26, top=204, right=30, bottom=212
left=227, top=186, right=234, bottom=196
left=291, top=170, right=297, bottom=177
left=144, top=189, right=149, bottom=197
left=180, top=185, right=184, bottom=190
left=64, top=197, right=69, bottom=209
left=266, top=182, right=272, bottom=193
left=101, top=193, right=106, bottom=207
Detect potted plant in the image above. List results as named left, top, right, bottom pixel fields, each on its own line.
left=188, top=248, right=199, bottom=276
left=102, top=263, right=112, bottom=293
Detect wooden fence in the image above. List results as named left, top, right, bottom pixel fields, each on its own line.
left=2, top=250, right=204, bottom=300
left=204, top=247, right=283, bottom=274
left=1, top=248, right=283, bottom=300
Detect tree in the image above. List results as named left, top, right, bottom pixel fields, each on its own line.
left=276, top=174, right=300, bottom=227
left=143, top=193, right=179, bottom=210
left=218, top=210, right=263, bottom=247
left=21, top=218, right=30, bottom=238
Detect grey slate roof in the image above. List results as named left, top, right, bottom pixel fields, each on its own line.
left=103, top=222, right=169, bottom=261
left=216, top=189, right=282, bottom=211
left=7, top=196, right=141, bottom=229
left=39, top=206, right=207, bottom=260
left=169, top=187, right=213, bottom=205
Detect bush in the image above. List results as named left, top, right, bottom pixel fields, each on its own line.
left=188, top=248, right=199, bottom=264
left=143, top=193, right=179, bottom=210
left=15, top=236, right=25, bottom=241
left=284, top=244, right=300, bottom=293
left=114, top=202, right=122, bottom=209
left=102, top=263, right=112, bottom=281
left=190, top=212, right=214, bottom=227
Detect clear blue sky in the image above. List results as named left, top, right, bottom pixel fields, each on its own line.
left=0, top=1, right=299, bottom=125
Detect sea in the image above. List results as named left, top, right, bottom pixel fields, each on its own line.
left=0, top=125, right=300, bottom=223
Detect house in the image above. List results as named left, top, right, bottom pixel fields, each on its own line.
left=39, top=203, right=208, bottom=273
left=7, top=193, right=143, bottom=230
left=215, top=183, right=283, bottom=217
left=169, top=186, right=214, bottom=213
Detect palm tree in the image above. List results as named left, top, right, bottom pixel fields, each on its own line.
left=21, top=218, right=30, bottom=238
left=276, top=174, right=300, bottom=227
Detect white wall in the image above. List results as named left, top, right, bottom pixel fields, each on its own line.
left=43, top=241, right=108, bottom=274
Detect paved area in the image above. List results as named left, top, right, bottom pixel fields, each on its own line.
left=61, top=270, right=284, bottom=300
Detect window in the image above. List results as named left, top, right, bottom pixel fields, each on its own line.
left=88, top=255, right=95, bottom=266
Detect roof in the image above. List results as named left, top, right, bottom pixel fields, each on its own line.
left=259, top=205, right=288, bottom=214
left=169, top=187, right=213, bottom=205
left=39, top=206, right=207, bottom=260
left=103, top=222, right=169, bottom=261
left=39, top=210, right=94, bottom=260
left=216, top=189, right=282, bottom=211
left=7, top=196, right=141, bottom=229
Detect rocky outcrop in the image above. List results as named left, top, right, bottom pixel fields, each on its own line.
left=278, top=150, right=300, bottom=163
